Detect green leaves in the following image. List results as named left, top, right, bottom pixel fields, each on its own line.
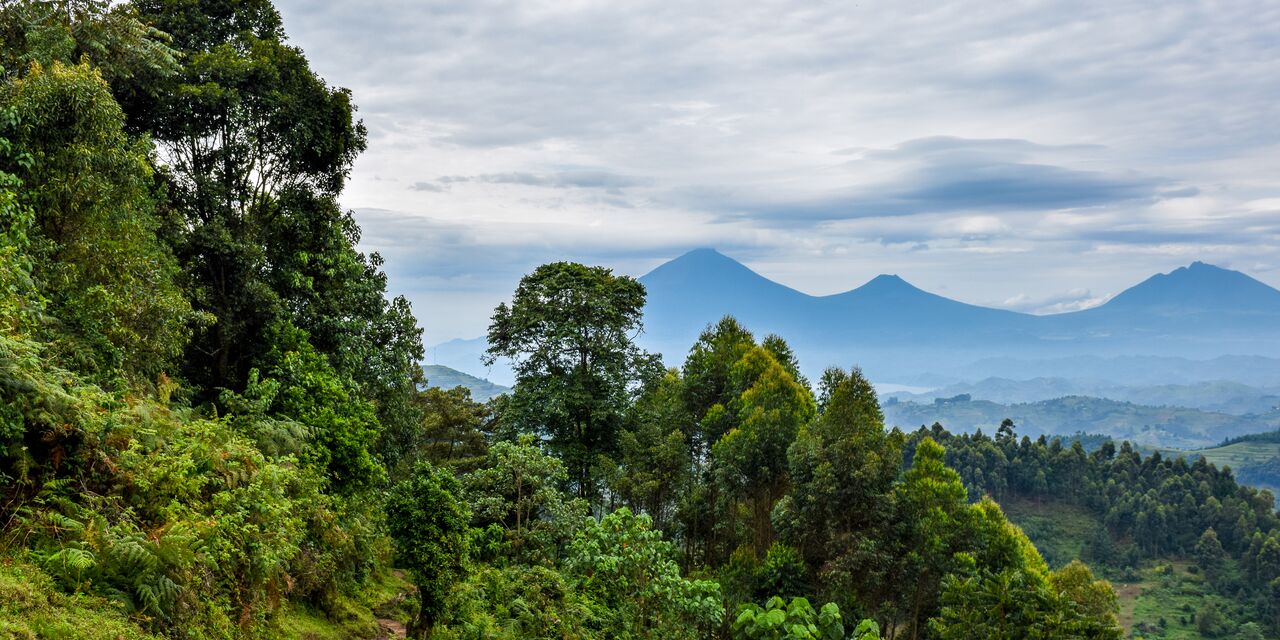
left=566, top=507, right=724, bottom=640
left=386, top=462, right=472, bottom=636
left=486, top=261, right=659, bottom=499
left=732, top=596, right=878, bottom=640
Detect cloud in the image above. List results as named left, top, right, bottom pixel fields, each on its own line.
left=1000, top=288, right=1113, bottom=314
left=684, top=136, right=1175, bottom=222
left=433, top=171, right=651, bottom=194
left=268, top=0, right=1280, bottom=341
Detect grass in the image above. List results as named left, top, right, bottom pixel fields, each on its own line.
left=0, top=555, right=416, bottom=640
left=1118, top=562, right=1254, bottom=639
left=1000, top=496, right=1102, bottom=568
left=1188, top=441, right=1280, bottom=469
left=1160, top=441, right=1280, bottom=500
left=274, top=569, right=416, bottom=639
left=0, top=556, right=160, bottom=640
left=997, top=500, right=1268, bottom=638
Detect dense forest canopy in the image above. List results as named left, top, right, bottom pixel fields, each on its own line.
left=0, top=2, right=1275, bottom=640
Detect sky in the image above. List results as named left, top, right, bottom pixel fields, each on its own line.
left=274, top=0, right=1280, bottom=345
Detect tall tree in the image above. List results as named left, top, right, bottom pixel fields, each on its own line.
left=682, top=315, right=756, bottom=456
left=712, top=346, right=816, bottom=555
left=776, top=367, right=903, bottom=617
left=485, top=261, right=661, bottom=499
left=125, top=0, right=424, bottom=457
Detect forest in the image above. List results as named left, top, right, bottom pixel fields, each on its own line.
left=0, top=1, right=1275, bottom=639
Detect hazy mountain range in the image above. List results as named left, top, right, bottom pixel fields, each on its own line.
left=429, top=249, right=1280, bottom=389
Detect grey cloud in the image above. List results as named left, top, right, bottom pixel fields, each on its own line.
left=436, top=171, right=651, bottom=193
left=684, top=137, right=1176, bottom=222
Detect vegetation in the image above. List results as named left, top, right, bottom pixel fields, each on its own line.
left=883, top=395, right=1277, bottom=449
left=0, top=1, right=1270, bottom=639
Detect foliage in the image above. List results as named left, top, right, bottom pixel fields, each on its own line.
left=386, top=462, right=471, bottom=638
left=486, top=261, right=661, bottom=499
left=776, top=366, right=903, bottom=614
left=731, top=597, right=880, bottom=640
left=565, top=507, right=723, bottom=639
left=462, top=436, right=587, bottom=562
left=3, top=59, right=192, bottom=385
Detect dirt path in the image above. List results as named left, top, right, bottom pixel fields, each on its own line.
left=377, top=618, right=407, bottom=639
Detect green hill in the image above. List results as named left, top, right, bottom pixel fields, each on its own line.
left=423, top=364, right=511, bottom=402
left=1159, top=433, right=1280, bottom=500
left=884, top=395, right=1279, bottom=449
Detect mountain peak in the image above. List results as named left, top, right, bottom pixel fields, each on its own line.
left=1097, top=261, right=1280, bottom=314
left=849, top=273, right=930, bottom=297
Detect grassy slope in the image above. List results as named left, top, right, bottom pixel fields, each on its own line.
left=1159, top=441, right=1280, bottom=499
left=1000, top=497, right=1100, bottom=569
left=0, top=558, right=160, bottom=640
left=1000, top=500, right=1255, bottom=638
left=0, top=557, right=415, bottom=640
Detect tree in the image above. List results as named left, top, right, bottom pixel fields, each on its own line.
left=565, top=507, right=723, bottom=639
left=776, top=366, right=902, bottom=614
left=410, top=385, right=490, bottom=475
left=682, top=315, right=756, bottom=454
left=613, top=369, right=694, bottom=532
left=485, top=261, right=660, bottom=499
left=712, top=347, right=815, bottom=554
left=892, top=437, right=972, bottom=638
left=0, top=0, right=179, bottom=100
left=462, top=436, right=586, bottom=562
left=127, top=0, right=428, bottom=411
left=1196, top=600, right=1224, bottom=637
left=1048, top=561, right=1122, bottom=638
left=252, top=321, right=384, bottom=494
left=1195, top=528, right=1226, bottom=581
left=386, top=463, right=472, bottom=639
left=3, top=60, right=192, bottom=385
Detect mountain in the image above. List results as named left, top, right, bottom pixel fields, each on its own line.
left=1092, top=261, right=1280, bottom=316
left=425, top=337, right=513, bottom=386
left=427, top=251, right=1280, bottom=389
left=881, top=395, right=1280, bottom=449
left=885, top=377, right=1280, bottom=415
left=422, top=365, right=510, bottom=402
left=634, top=250, right=1280, bottom=383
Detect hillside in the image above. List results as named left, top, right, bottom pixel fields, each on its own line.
left=883, top=395, right=1280, bottom=448
left=1159, top=432, right=1280, bottom=499
left=423, top=364, right=510, bottom=402
left=886, top=377, right=1280, bottom=415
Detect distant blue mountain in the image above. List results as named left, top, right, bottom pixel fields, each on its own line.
left=1095, top=261, right=1280, bottom=315
left=635, top=249, right=1280, bottom=382
left=429, top=250, right=1280, bottom=387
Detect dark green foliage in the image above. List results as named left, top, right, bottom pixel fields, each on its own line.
left=386, top=463, right=471, bottom=638
left=485, top=261, right=661, bottom=499
left=776, top=366, right=902, bottom=613
left=3, top=59, right=191, bottom=385
left=463, top=436, right=586, bottom=563
left=712, top=346, right=815, bottom=555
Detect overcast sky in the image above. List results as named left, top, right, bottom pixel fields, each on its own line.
left=275, top=0, right=1280, bottom=344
